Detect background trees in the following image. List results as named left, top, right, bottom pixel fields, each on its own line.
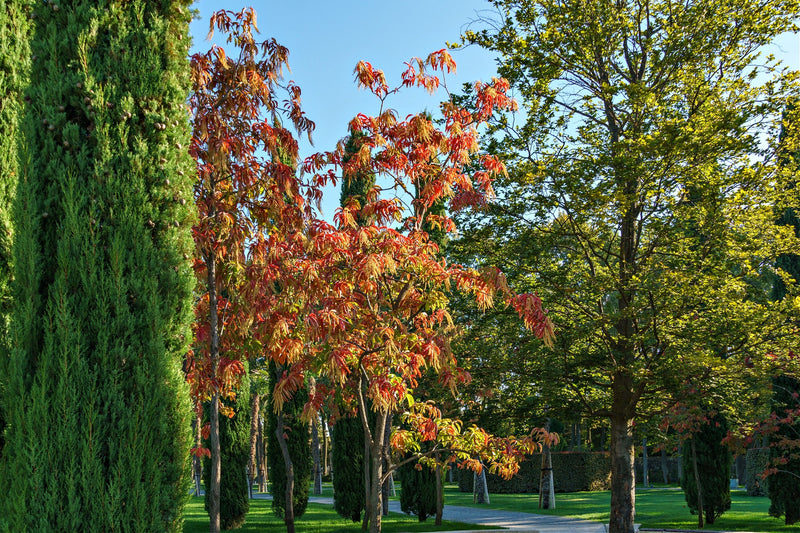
left=0, top=1, right=195, bottom=530
left=460, top=1, right=800, bottom=532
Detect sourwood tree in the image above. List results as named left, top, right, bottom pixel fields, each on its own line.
left=1, top=1, right=195, bottom=530
left=461, top=1, right=800, bottom=532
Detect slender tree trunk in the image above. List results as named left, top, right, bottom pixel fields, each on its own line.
left=677, top=444, right=683, bottom=481
left=257, top=416, right=266, bottom=492
left=362, top=431, right=371, bottom=531
left=435, top=451, right=443, bottom=525
left=207, top=253, right=221, bottom=533
left=247, top=392, right=260, bottom=498
left=609, top=410, right=635, bottom=533
left=311, top=415, right=322, bottom=495
left=367, top=411, right=388, bottom=533
left=381, top=413, right=392, bottom=516
left=321, top=415, right=330, bottom=476
left=539, top=443, right=555, bottom=509
left=275, top=410, right=296, bottom=533
left=194, top=410, right=203, bottom=495
left=642, top=437, right=649, bottom=488
left=691, top=437, right=705, bottom=529
left=660, top=447, right=670, bottom=484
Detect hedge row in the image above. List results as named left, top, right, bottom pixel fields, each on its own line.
left=458, top=452, right=611, bottom=493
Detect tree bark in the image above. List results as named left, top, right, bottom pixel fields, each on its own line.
left=206, top=253, right=221, bottom=533
left=311, top=414, right=322, bottom=495
left=660, top=447, right=670, bottom=484
left=194, top=410, right=203, bottom=496
left=435, top=451, right=443, bottom=525
left=642, top=437, right=649, bottom=488
left=691, top=437, right=705, bottom=529
left=366, top=410, right=388, bottom=533
left=381, top=413, right=392, bottom=516
left=321, top=415, right=330, bottom=476
left=609, top=411, right=635, bottom=533
left=247, top=392, right=260, bottom=498
left=275, top=410, right=295, bottom=533
left=539, top=443, right=555, bottom=509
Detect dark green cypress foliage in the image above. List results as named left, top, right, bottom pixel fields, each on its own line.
left=1, top=1, right=194, bottom=531
left=0, top=0, right=30, bottom=461
left=767, top=375, right=800, bottom=525
left=398, top=456, right=437, bottom=521
left=340, top=129, right=376, bottom=226
left=332, top=414, right=366, bottom=522
left=204, top=373, right=251, bottom=530
left=266, top=362, right=311, bottom=520
left=681, top=412, right=732, bottom=525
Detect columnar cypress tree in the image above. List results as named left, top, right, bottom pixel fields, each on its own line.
left=1, top=1, right=195, bottom=531
left=398, top=456, right=437, bottom=521
left=266, top=361, right=311, bottom=520
left=681, top=412, right=732, bottom=525
left=332, top=414, right=366, bottom=522
left=204, top=372, right=251, bottom=530
left=0, top=0, right=30, bottom=459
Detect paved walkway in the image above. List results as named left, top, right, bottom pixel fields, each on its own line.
left=303, top=495, right=613, bottom=533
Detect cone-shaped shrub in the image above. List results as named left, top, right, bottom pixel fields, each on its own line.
left=0, top=1, right=195, bottom=530
left=399, top=456, right=438, bottom=521
left=204, top=373, right=251, bottom=530
left=681, top=412, right=732, bottom=525
left=332, top=414, right=366, bottom=522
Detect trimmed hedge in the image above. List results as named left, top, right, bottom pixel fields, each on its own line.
left=746, top=447, right=770, bottom=497
left=458, top=452, right=611, bottom=493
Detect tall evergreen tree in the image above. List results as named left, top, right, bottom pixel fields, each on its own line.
left=204, top=373, right=251, bottom=530
left=398, top=456, right=438, bottom=522
left=0, top=1, right=194, bottom=530
left=332, top=414, right=366, bottom=522
left=681, top=412, right=732, bottom=526
left=266, top=361, right=311, bottom=521
left=0, top=0, right=30, bottom=460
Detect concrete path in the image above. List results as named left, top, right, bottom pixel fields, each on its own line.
left=304, top=495, right=613, bottom=533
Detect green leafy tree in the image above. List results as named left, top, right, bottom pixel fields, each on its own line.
left=0, top=0, right=30, bottom=460
left=461, top=1, right=800, bottom=531
left=204, top=373, right=251, bottom=530
left=332, top=414, right=367, bottom=522
left=0, top=1, right=194, bottom=530
left=681, top=411, right=732, bottom=525
left=266, top=362, right=311, bottom=521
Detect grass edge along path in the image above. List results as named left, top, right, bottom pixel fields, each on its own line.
left=442, top=486, right=796, bottom=532
left=182, top=496, right=496, bottom=533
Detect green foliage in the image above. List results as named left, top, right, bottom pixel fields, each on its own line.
left=745, top=447, right=770, bottom=496
left=398, top=457, right=438, bottom=521
left=204, top=375, right=251, bottom=530
left=266, top=362, right=311, bottom=521
left=0, top=1, right=194, bottom=530
left=332, top=414, right=366, bottom=522
left=681, top=413, right=732, bottom=525
left=0, top=0, right=30, bottom=461
left=767, top=375, right=800, bottom=525
left=340, top=128, right=376, bottom=227
left=458, top=452, right=611, bottom=493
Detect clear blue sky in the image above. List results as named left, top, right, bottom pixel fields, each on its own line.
left=188, top=1, right=799, bottom=219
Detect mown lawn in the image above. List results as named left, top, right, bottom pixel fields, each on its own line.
left=443, top=485, right=797, bottom=532
left=182, top=495, right=494, bottom=533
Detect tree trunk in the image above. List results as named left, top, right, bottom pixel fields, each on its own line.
left=207, top=253, right=221, bottom=533
left=539, top=443, right=555, bottom=509
left=660, top=447, right=670, bottom=484
left=435, top=452, right=443, bottom=525
left=474, top=466, right=490, bottom=504
left=381, top=413, right=392, bottom=516
left=642, top=437, right=649, bottom=488
left=691, top=437, right=705, bottom=529
left=361, top=431, right=371, bottom=531
left=194, top=410, right=203, bottom=496
left=275, top=410, right=296, bottom=533
left=677, top=444, right=683, bottom=481
left=311, top=414, right=322, bottom=495
left=321, top=415, right=330, bottom=476
left=366, top=410, right=388, bottom=533
left=257, top=415, right=266, bottom=492
left=609, top=412, right=635, bottom=533
left=247, top=393, right=260, bottom=498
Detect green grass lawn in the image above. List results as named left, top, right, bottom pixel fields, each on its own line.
left=182, top=495, right=494, bottom=533
left=442, top=485, right=797, bottom=532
